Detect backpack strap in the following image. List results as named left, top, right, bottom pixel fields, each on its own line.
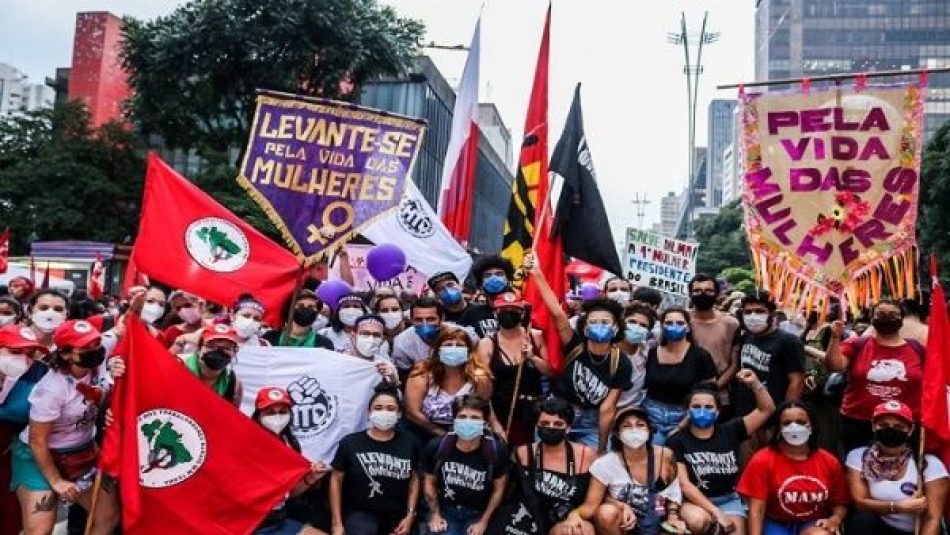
left=905, top=339, right=925, bottom=360
left=609, top=346, right=621, bottom=378
left=482, top=433, right=499, bottom=482
left=433, top=432, right=458, bottom=483
left=563, top=344, right=584, bottom=368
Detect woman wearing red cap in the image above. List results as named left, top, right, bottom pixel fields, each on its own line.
left=0, top=325, right=50, bottom=535
left=846, top=400, right=948, bottom=535
left=181, top=324, right=243, bottom=406
left=251, top=386, right=328, bottom=535
left=12, top=319, right=125, bottom=535
left=476, top=292, right=551, bottom=447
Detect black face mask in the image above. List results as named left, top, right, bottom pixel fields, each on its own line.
left=292, top=307, right=318, bottom=326
left=201, top=350, right=231, bottom=372
left=76, top=347, right=106, bottom=369
left=497, top=310, right=523, bottom=330
left=872, top=317, right=903, bottom=336
left=874, top=426, right=910, bottom=448
left=537, top=427, right=566, bottom=446
left=690, top=294, right=716, bottom=311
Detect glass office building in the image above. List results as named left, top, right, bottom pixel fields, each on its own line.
left=755, top=0, right=950, bottom=139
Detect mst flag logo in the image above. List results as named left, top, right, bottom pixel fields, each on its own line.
left=184, top=217, right=250, bottom=272
left=138, top=409, right=207, bottom=488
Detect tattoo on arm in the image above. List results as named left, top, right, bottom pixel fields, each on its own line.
left=33, top=493, right=57, bottom=513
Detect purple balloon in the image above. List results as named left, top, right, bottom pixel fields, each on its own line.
left=580, top=282, right=600, bottom=301
left=316, top=280, right=351, bottom=310
left=366, top=243, right=407, bottom=281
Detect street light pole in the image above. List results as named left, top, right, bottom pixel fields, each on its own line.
left=631, top=193, right=650, bottom=230
left=668, top=11, right=718, bottom=238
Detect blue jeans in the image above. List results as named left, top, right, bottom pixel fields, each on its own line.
left=254, top=519, right=307, bottom=535
left=709, top=493, right=747, bottom=518
left=641, top=397, right=686, bottom=446
left=442, top=505, right=482, bottom=535
left=762, top=518, right=819, bottom=535
left=568, top=406, right=600, bottom=449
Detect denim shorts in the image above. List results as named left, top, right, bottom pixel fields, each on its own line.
left=10, top=440, right=51, bottom=492
left=567, top=406, right=600, bottom=449
left=763, top=518, right=820, bottom=535
left=710, top=493, right=747, bottom=518
left=641, top=397, right=686, bottom=446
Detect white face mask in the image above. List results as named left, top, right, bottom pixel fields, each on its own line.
left=261, top=413, right=291, bottom=434
left=0, top=313, right=17, bottom=326
left=31, top=310, right=65, bottom=333
left=233, top=316, right=261, bottom=339
left=0, top=355, right=30, bottom=380
left=781, top=423, right=811, bottom=446
left=339, top=308, right=362, bottom=327
left=140, top=302, right=164, bottom=324
left=607, top=290, right=630, bottom=304
left=369, top=410, right=400, bottom=430
left=381, top=312, right=403, bottom=330
left=744, top=313, right=770, bottom=334
left=355, top=335, right=382, bottom=357
left=620, top=429, right=650, bottom=449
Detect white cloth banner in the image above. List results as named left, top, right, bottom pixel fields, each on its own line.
left=329, top=243, right=428, bottom=294
left=363, top=180, right=472, bottom=282
left=234, top=346, right=379, bottom=462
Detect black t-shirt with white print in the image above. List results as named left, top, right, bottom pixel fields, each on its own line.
left=459, top=303, right=498, bottom=338
left=734, top=329, right=805, bottom=415
left=555, top=333, right=633, bottom=408
left=667, top=418, right=748, bottom=498
left=331, top=430, right=421, bottom=515
left=422, top=436, right=510, bottom=511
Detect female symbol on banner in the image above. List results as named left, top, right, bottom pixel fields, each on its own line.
left=316, top=280, right=352, bottom=311
left=580, top=282, right=600, bottom=301
left=366, top=244, right=407, bottom=281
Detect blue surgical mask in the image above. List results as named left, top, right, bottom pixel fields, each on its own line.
left=625, top=324, right=649, bottom=345
left=482, top=275, right=508, bottom=295
left=438, top=287, right=463, bottom=306
left=414, top=323, right=439, bottom=342
left=688, top=408, right=718, bottom=429
left=454, top=418, right=485, bottom=440
left=663, top=324, right=688, bottom=342
left=585, top=323, right=615, bottom=343
left=439, top=346, right=469, bottom=367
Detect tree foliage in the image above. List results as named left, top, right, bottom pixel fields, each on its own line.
left=692, top=199, right=751, bottom=277
left=918, top=122, right=950, bottom=276
left=121, top=0, right=424, bottom=154
left=0, top=102, right=143, bottom=254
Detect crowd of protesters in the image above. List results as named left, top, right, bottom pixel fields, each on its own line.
left=0, top=250, right=946, bottom=535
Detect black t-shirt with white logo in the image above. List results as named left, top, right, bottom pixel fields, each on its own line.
left=667, top=418, right=748, bottom=498
left=735, top=329, right=805, bottom=415
left=459, top=304, right=498, bottom=338
left=422, top=436, right=510, bottom=511
left=331, top=430, right=421, bottom=515
left=555, top=333, right=633, bottom=408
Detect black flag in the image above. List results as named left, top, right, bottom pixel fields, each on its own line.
left=551, top=84, right=623, bottom=276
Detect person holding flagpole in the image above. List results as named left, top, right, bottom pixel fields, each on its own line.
left=12, top=320, right=123, bottom=535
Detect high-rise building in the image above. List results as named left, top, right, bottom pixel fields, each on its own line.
left=478, top=103, right=513, bottom=169
left=67, top=12, right=131, bottom=127
left=755, top=0, right=950, bottom=140
left=360, top=56, right=514, bottom=253
left=0, top=63, right=54, bottom=117
left=721, top=144, right=738, bottom=204
left=707, top=99, right=737, bottom=207
left=660, top=191, right=682, bottom=237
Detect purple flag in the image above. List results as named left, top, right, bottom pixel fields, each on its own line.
left=238, top=91, right=427, bottom=262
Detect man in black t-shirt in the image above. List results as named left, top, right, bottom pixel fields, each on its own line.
left=458, top=255, right=516, bottom=338
left=428, top=271, right=470, bottom=324
left=733, top=291, right=805, bottom=417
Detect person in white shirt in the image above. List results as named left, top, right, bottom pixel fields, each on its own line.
left=846, top=400, right=948, bottom=535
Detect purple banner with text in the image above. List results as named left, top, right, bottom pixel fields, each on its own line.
left=237, top=91, right=427, bottom=262
left=740, top=82, right=924, bottom=312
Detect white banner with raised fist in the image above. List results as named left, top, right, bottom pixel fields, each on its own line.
left=234, top=346, right=380, bottom=462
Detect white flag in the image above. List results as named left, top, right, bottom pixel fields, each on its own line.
left=234, top=346, right=380, bottom=462
left=363, top=180, right=472, bottom=282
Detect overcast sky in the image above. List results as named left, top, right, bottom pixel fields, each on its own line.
left=0, top=0, right=754, bottom=236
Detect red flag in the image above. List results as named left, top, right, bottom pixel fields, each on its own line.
left=438, top=18, right=480, bottom=244
left=132, top=153, right=300, bottom=326
left=121, top=252, right=150, bottom=296
left=0, top=228, right=9, bottom=274
left=40, top=261, right=50, bottom=289
left=922, top=255, right=950, bottom=442
left=100, top=317, right=310, bottom=534
left=90, top=252, right=105, bottom=299
left=516, top=5, right=567, bottom=372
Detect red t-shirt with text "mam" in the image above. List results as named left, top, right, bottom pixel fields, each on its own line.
left=737, top=447, right=850, bottom=523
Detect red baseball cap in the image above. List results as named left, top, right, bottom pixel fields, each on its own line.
left=201, top=324, right=241, bottom=344
left=492, top=292, right=527, bottom=310
left=0, top=325, right=49, bottom=354
left=255, top=387, right=292, bottom=411
left=872, top=400, right=914, bottom=424
left=53, top=320, right=101, bottom=350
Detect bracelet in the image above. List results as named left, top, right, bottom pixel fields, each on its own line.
left=571, top=507, right=587, bottom=520
left=889, top=501, right=896, bottom=514
left=406, top=508, right=416, bottom=517
left=753, top=383, right=767, bottom=391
